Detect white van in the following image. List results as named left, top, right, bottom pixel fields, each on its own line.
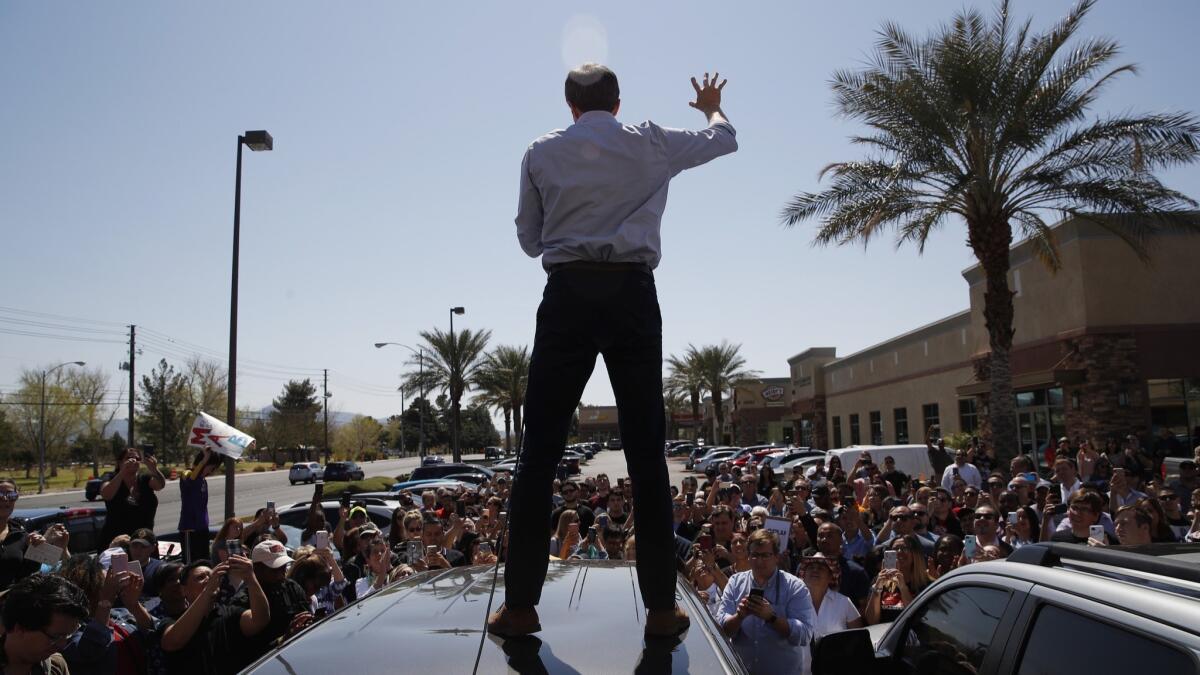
left=825, top=444, right=948, bottom=482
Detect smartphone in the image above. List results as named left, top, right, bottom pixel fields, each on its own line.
left=478, top=541, right=493, bottom=556
left=697, top=533, right=714, bottom=551
left=141, top=443, right=156, bottom=458
left=314, top=530, right=330, bottom=550
left=883, top=550, right=898, bottom=570
left=952, top=467, right=960, bottom=477
left=1052, top=503, right=1069, bottom=516
left=596, top=513, right=609, bottom=530
left=911, top=479, right=922, bottom=491
left=110, top=551, right=128, bottom=574
left=567, top=521, right=580, bottom=534
left=720, top=481, right=733, bottom=490
left=586, top=526, right=598, bottom=545
left=266, top=500, right=275, bottom=513
left=456, top=501, right=466, bottom=518
left=964, top=535, right=977, bottom=559
left=406, top=541, right=423, bottom=563
left=749, top=588, right=764, bottom=600
left=127, top=560, right=143, bottom=578
left=1089, top=525, right=1105, bottom=543
left=227, top=539, right=243, bottom=557
left=425, top=545, right=438, bottom=559
left=1007, top=512, right=1018, bottom=526
left=314, top=481, right=325, bottom=498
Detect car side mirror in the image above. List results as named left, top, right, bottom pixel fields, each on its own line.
left=812, top=628, right=880, bottom=675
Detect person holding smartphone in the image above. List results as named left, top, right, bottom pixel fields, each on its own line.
left=99, top=446, right=166, bottom=545
left=864, top=535, right=932, bottom=625
left=718, top=530, right=816, bottom=675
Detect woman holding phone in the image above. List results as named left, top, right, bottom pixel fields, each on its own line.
left=864, top=535, right=931, bottom=625
left=550, top=509, right=580, bottom=558
left=100, top=446, right=166, bottom=545
left=1003, top=506, right=1041, bottom=549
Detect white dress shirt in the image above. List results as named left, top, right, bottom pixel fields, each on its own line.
left=941, top=462, right=982, bottom=490
left=515, top=110, right=737, bottom=269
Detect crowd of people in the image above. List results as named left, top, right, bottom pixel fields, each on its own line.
left=0, top=432, right=1197, bottom=674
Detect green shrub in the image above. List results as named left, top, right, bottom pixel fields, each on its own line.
left=252, top=466, right=267, bottom=473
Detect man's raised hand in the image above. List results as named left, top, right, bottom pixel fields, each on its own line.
left=689, top=72, right=727, bottom=115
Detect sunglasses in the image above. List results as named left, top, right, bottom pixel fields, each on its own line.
left=891, top=514, right=912, bottom=521
left=748, top=552, right=775, bottom=560
left=975, top=513, right=998, bottom=521
left=0, top=491, right=18, bottom=502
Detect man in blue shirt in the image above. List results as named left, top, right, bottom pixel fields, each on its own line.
left=719, top=529, right=816, bottom=674
left=490, top=64, right=737, bottom=639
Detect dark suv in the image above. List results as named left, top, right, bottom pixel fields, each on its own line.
left=322, top=462, right=365, bottom=482
left=814, top=542, right=1200, bottom=674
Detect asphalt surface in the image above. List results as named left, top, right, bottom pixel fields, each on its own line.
left=16, top=448, right=698, bottom=535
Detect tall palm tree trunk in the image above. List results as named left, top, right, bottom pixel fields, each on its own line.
left=503, top=405, right=512, bottom=454
left=690, top=391, right=700, bottom=441
left=513, top=402, right=523, bottom=452
left=452, top=398, right=462, bottom=462
left=974, top=219, right=1018, bottom=463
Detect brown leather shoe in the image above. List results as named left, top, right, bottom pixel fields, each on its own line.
left=644, top=605, right=690, bottom=637
left=487, top=604, right=542, bottom=637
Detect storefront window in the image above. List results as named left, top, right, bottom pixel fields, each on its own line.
left=849, top=414, right=861, bottom=445
left=870, top=411, right=883, bottom=445
left=1148, top=378, right=1200, bottom=454
left=959, top=399, right=978, bottom=434
left=894, top=407, right=909, bottom=444
left=831, top=416, right=842, bottom=448
left=922, top=403, right=940, bottom=438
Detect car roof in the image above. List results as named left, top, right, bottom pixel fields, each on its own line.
left=245, top=561, right=743, bottom=674
left=941, top=544, right=1200, bottom=638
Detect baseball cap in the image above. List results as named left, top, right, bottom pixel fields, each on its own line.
left=251, top=540, right=292, bottom=569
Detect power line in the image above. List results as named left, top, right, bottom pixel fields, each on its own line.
left=0, top=305, right=127, bottom=328
left=0, top=328, right=126, bottom=344
left=0, top=316, right=127, bottom=336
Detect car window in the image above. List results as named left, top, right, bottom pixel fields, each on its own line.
left=1016, top=605, right=1193, bottom=675
left=897, top=586, right=1011, bottom=674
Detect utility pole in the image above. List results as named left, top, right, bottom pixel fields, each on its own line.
left=323, top=369, right=329, bottom=463
left=127, top=325, right=136, bottom=445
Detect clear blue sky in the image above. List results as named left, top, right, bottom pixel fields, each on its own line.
left=2, top=1, right=1197, bottom=424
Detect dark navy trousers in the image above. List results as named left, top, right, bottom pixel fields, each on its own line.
left=504, top=266, right=675, bottom=611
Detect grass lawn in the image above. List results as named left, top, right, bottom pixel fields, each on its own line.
left=3, top=460, right=284, bottom=495
left=322, top=476, right=396, bottom=497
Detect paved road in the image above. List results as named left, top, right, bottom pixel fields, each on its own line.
left=16, top=449, right=698, bottom=535
left=17, top=456, right=470, bottom=535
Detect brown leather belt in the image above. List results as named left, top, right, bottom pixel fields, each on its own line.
left=548, top=260, right=653, bottom=275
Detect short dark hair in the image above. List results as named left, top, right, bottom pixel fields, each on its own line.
left=154, top=561, right=184, bottom=590
left=565, top=63, right=619, bottom=114
left=1, top=574, right=89, bottom=631
left=180, top=559, right=214, bottom=586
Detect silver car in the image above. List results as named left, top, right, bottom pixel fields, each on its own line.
left=288, top=462, right=324, bottom=485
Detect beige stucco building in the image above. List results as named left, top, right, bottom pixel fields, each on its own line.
left=787, top=215, right=1200, bottom=461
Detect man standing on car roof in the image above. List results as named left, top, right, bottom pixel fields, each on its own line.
left=489, top=64, right=737, bottom=639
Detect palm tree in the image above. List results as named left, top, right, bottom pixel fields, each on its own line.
left=473, top=345, right=530, bottom=453
left=662, top=383, right=689, bottom=440
left=781, top=0, right=1200, bottom=458
left=692, top=343, right=759, bottom=445
left=666, top=351, right=705, bottom=440
left=402, top=327, right=491, bottom=462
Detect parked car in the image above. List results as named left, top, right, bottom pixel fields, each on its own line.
left=288, top=462, right=324, bottom=485
left=380, top=479, right=476, bottom=494
left=760, top=448, right=818, bottom=472
left=276, top=498, right=399, bottom=542
left=322, top=461, right=365, bottom=482
left=409, top=463, right=494, bottom=483
left=667, top=443, right=698, bottom=458
left=421, top=455, right=445, bottom=466
left=244, top=560, right=747, bottom=674
left=780, top=454, right=828, bottom=480
left=694, top=449, right=738, bottom=474
left=11, top=506, right=108, bottom=555
left=686, top=446, right=733, bottom=471
left=605, top=438, right=622, bottom=450
left=488, top=458, right=519, bottom=474
left=483, top=446, right=503, bottom=459
left=813, top=542, right=1200, bottom=675
left=85, top=471, right=115, bottom=501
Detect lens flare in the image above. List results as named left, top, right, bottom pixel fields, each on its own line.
left=561, top=15, right=608, bottom=70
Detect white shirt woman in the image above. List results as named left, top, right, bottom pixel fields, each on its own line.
left=799, top=555, right=863, bottom=675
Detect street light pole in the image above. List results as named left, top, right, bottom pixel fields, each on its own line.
left=226, top=129, right=273, bottom=520
left=39, top=361, right=84, bottom=494
left=374, top=343, right=426, bottom=457
left=450, top=306, right=465, bottom=462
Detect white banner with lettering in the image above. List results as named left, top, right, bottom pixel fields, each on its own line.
left=187, top=412, right=255, bottom=460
